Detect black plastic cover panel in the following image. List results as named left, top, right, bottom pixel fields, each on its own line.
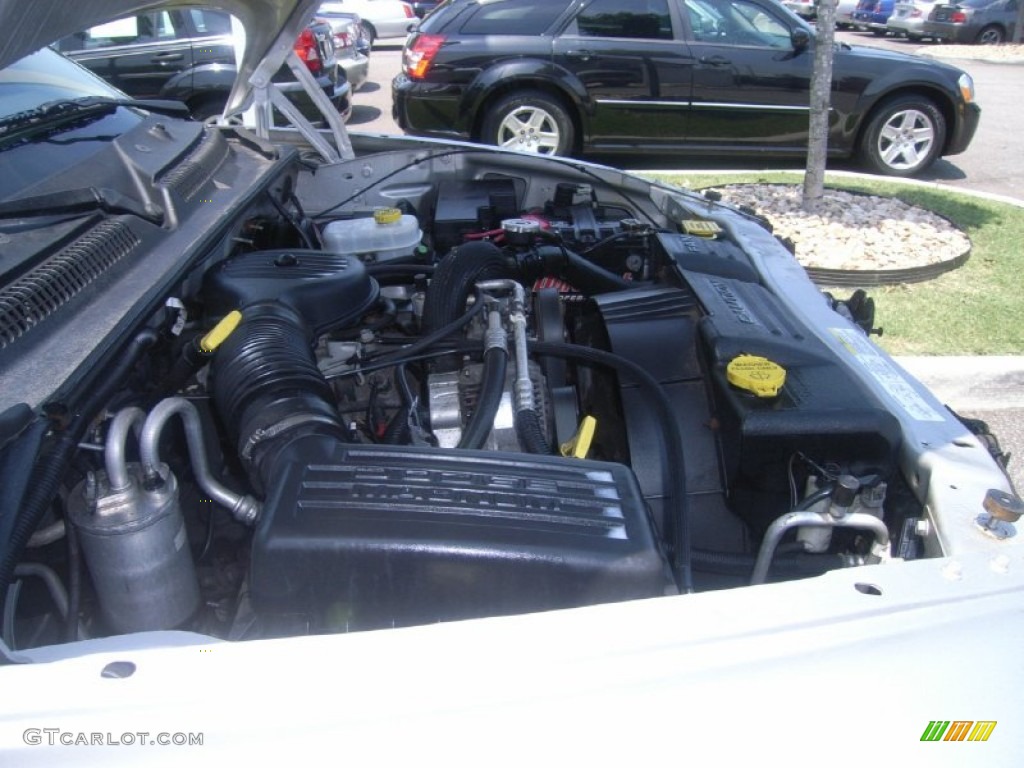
left=203, top=249, right=378, bottom=335
left=432, top=178, right=518, bottom=254
left=251, top=441, right=674, bottom=630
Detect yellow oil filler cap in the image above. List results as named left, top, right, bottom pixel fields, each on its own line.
left=373, top=207, right=403, bottom=225
left=726, top=354, right=786, bottom=398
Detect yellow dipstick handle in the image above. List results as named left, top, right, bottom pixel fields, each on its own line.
left=200, top=310, right=242, bottom=353
left=560, top=415, right=597, bottom=459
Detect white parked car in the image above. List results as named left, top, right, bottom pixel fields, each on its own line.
left=319, top=0, right=416, bottom=43
left=836, top=0, right=863, bottom=26
left=0, top=0, right=1019, bottom=763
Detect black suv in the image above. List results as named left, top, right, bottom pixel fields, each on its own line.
left=56, top=8, right=354, bottom=121
left=392, top=0, right=980, bottom=176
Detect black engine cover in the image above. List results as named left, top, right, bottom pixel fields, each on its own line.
left=250, top=440, right=675, bottom=631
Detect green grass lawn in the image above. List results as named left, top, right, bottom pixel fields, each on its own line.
left=642, top=172, right=1024, bottom=356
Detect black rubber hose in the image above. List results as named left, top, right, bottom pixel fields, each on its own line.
left=210, top=302, right=346, bottom=487
left=561, top=248, right=634, bottom=294
left=515, top=409, right=551, bottom=454
left=528, top=339, right=692, bottom=592
left=64, top=517, right=81, bottom=642
left=374, top=297, right=484, bottom=366
left=0, top=328, right=158, bottom=624
left=796, top=484, right=836, bottom=511
left=458, top=347, right=508, bottom=450
left=382, top=406, right=412, bottom=445
left=162, top=333, right=211, bottom=395
left=525, top=239, right=633, bottom=294
left=422, top=241, right=515, bottom=333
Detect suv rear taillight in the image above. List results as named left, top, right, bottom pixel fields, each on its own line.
left=404, top=34, right=445, bottom=80
left=950, top=10, right=967, bottom=22
left=294, top=28, right=322, bottom=75
left=403, top=2, right=416, bottom=18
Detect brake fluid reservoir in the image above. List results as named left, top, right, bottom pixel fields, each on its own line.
left=323, top=208, right=422, bottom=262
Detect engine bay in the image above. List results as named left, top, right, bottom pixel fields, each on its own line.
left=0, top=131, right=929, bottom=648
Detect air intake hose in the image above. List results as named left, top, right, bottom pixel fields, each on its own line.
left=210, top=302, right=347, bottom=490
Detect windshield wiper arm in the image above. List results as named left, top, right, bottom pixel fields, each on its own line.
left=75, top=97, right=191, bottom=118
left=0, top=97, right=190, bottom=137
left=0, top=187, right=164, bottom=226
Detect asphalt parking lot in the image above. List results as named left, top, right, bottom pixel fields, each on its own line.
left=349, top=34, right=1024, bottom=494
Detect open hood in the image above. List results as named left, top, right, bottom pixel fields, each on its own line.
left=0, top=0, right=320, bottom=115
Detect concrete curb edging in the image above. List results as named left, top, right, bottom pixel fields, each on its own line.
left=895, top=356, right=1024, bottom=410
left=635, top=168, right=1024, bottom=209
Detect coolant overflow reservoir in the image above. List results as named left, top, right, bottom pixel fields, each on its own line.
left=727, top=354, right=786, bottom=398
left=323, top=208, right=422, bottom=262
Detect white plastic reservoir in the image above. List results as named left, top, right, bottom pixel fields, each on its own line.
left=323, top=208, right=422, bottom=262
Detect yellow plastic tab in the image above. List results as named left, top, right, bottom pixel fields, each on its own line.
left=726, top=354, right=786, bottom=398
left=373, top=207, right=402, bottom=225
left=682, top=220, right=722, bottom=238
left=200, top=310, right=242, bottom=353
left=560, top=415, right=597, bottom=459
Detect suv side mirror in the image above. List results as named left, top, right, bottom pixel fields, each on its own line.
left=791, top=27, right=811, bottom=50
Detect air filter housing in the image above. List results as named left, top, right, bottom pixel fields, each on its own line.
left=203, top=249, right=378, bottom=335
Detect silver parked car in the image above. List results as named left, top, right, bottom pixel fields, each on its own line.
left=924, top=0, right=1019, bottom=43
left=887, top=0, right=939, bottom=38
left=836, top=0, right=863, bottom=27
left=318, top=0, right=417, bottom=43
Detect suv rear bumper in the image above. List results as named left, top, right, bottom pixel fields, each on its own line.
left=392, top=73, right=471, bottom=138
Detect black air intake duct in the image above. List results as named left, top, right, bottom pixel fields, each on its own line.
left=210, top=302, right=348, bottom=489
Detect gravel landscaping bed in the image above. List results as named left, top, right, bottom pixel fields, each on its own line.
left=920, top=42, right=1024, bottom=64
left=705, top=184, right=972, bottom=271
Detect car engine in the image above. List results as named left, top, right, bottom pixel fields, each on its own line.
left=1, top=135, right=923, bottom=647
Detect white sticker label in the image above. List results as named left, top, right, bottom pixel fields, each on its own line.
left=829, top=328, right=945, bottom=422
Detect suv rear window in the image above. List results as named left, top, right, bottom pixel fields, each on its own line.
left=459, top=0, right=572, bottom=35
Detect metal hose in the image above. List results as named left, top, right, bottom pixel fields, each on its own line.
left=139, top=398, right=261, bottom=525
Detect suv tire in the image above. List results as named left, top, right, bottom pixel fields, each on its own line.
left=481, top=91, right=574, bottom=156
left=859, top=95, right=945, bottom=176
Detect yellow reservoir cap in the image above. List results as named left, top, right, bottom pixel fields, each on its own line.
left=373, top=207, right=402, bottom=225
left=200, top=310, right=242, bottom=353
left=682, top=220, right=722, bottom=238
left=727, top=354, right=786, bottom=398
